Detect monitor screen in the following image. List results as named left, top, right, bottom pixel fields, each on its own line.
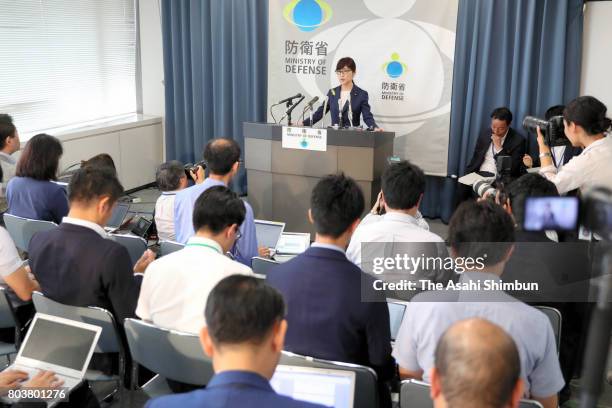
left=388, top=302, right=406, bottom=341
left=20, top=317, right=98, bottom=371
left=106, top=202, right=129, bottom=228
left=271, top=365, right=355, bottom=408
left=276, top=233, right=310, bottom=254
left=524, top=196, right=579, bottom=231
left=255, top=221, right=285, bottom=248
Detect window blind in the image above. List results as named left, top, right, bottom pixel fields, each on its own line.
left=0, top=0, right=137, bottom=134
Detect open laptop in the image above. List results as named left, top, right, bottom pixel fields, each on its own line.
left=105, top=202, right=130, bottom=233
left=388, top=301, right=407, bottom=342
left=271, top=365, right=355, bottom=408
left=276, top=232, right=311, bottom=255
left=5, top=313, right=101, bottom=400
left=255, top=219, right=285, bottom=249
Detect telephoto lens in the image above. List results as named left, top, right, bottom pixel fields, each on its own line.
left=473, top=180, right=497, bottom=199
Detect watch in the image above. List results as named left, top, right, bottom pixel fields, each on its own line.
left=539, top=152, right=552, bottom=159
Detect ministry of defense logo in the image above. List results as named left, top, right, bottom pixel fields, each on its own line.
left=283, top=0, right=332, bottom=32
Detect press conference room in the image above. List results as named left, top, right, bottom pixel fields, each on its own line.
left=1, top=0, right=612, bottom=407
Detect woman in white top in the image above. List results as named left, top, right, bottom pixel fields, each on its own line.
left=536, top=96, right=612, bottom=195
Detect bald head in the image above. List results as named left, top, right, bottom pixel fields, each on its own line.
left=434, top=318, right=521, bottom=408
left=203, top=138, right=241, bottom=176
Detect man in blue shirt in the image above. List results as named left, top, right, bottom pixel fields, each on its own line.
left=174, top=138, right=258, bottom=266
left=146, top=275, right=325, bottom=408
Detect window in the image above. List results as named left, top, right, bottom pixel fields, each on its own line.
left=0, top=0, right=137, bottom=135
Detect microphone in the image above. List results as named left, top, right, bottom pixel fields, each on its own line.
left=304, top=96, right=319, bottom=111
left=285, top=95, right=305, bottom=125
left=278, top=93, right=303, bottom=105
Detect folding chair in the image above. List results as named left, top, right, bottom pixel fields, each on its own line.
left=534, top=305, right=562, bottom=352
left=251, top=257, right=280, bottom=276
left=2, top=214, right=57, bottom=252
left=159, top=240, right=184, bottom=257
left=0, top=288, right=18, bottom=364
left=111, top=233, right=148, bottom=266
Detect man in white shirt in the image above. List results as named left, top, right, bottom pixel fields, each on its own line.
left=0, top=114, right=20, bottom=214
left=137, top=185, right=253, bottom=334
left=154, top=160, right=202, bottom=241
left=347, top=161, right=453, bottom=289
left=393, top=201, right=564, bottom=408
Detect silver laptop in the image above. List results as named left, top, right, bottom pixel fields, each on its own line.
left=5, top=313, right=101, bottom=401
left=276, top=232, right=311, bottom=255
left=105, top=202, right=130, bottom=232
left=388, top=301, right=407, bottom=342
left=271, top=365, right=355, bottom=408
left=255, top=219, right=285, bottom=249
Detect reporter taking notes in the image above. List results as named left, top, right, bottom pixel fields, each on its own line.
left=302, top=57, right=382, bottom=130
left=536, top=96, right=612, bottom=194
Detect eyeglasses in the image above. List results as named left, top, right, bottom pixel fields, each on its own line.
left=234, top=229, right=242, bottom=241
left=335, top=69, right=353, bottom=75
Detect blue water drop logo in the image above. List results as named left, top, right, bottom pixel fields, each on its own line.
left=382, top=53, right=408, bottom=79
left=284, top=0, right=332, bottom=32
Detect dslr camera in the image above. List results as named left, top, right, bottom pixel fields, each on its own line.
left=184, top=160, right=206, bottom=178
left=472, top=155, right=512, bottom=202
left=522, top=115, right=570, bottom=147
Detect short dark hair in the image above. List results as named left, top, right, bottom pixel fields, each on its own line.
left=205, top=275, right=286, bottom=345
left=81, top=153, right=116, bottom=174
left=16, top=134, right=63, bottom=181
left=564, top=95, right=612, bottom=136
left=507, top=173, right=558, bottom=226
left=203, top=138, right=241, bottom=175
left=545, top=105, right=565, bottom=120
left=156, top=160, right=185, bottom=192
left=336, top=57, right=356, bottom=72
left=435, top=319, right=521, bottom=408
left=448, top=200, right=515, bottom=266
left=68, top=166, right=124, bottom=204
left=490, top=107, right=513, bottom=125
left=193, top=185, right=246, bottom=234
left=310, top=173, right=364, bottom=238
left=0, top=114, right=17, bottom=150
left=382, top=161, right=425, bottom=210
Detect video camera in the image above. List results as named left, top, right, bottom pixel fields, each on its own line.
left=523, top=187, right=612, bottom=240
left=522, top=115, right=571, bottom=147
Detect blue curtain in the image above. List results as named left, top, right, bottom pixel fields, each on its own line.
left=161, top=0, right=268, bottom=194
left=420, top=0, right=583, bottom=222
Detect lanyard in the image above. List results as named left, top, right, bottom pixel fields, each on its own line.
left=185, top=243, right=222, bottom=254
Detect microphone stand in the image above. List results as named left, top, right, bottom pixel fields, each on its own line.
left=285, top=95, right=305, bottom=126
left=580, top=250, right=612, bottom=408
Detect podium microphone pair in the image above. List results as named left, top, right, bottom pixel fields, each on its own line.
left=276, top=94, right=318, bottom=125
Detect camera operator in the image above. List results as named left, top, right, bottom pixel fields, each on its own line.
left=536, top=96, right=612, bottom=194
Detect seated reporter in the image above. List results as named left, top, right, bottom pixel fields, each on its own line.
left=302, top=57, right=382, bottom=130
left=154, top=160, right=193, bottom=241
left=537, top=96, right=612, bottom=194
left=0, top=114, right=20, bottom=214
left=6, top=134, right=68, bottom=224
left=146, top=275, right=325, bottom=408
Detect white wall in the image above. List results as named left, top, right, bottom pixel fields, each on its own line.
left=580, top=1, right=612, bottom=109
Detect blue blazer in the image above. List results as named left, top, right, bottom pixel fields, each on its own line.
left=304, top=84, right=378, bottom=128
left=266, top=247, right=395, bottom=383
left=145, top=371, right=325, bottom=408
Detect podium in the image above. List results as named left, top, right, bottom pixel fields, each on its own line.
left=244, top=122, right=395, bottom=235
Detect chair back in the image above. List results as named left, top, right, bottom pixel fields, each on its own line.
left=0, top=288, right=17, bottom=329
left=399, top=379, right=544, bottom=408
left=534, top=305, right=562, bottom=351
left=252, top=257, right=280, bottom=276
left=111, top=234, right=147, bottom=266
left=32, top=291, right=121, bottom=353
left=159, top=240, right=184, bottom=257
left=124, top=318, right=214, bottom=386
left=280, top=351, right=379, bottom=408
left=3, top=214, right=57, bottom=252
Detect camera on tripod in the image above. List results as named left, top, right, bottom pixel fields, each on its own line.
left=522, top=115, right=571, bottom=147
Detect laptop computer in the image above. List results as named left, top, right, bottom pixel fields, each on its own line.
left=270, top=365, right=355, bottom=408
left=388, top=301, right=407, bottom=342
left=105, top=202, right=130, bottom=233
left=5, top=313, right=101, bottom=400
left=255, top=219, right=285, bottom=249
left=276, top=232, right=310, bottom=255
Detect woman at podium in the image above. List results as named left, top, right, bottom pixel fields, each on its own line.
left=302, top=57, right=382, bottom=131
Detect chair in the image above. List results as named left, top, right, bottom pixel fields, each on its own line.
left=251, top=257, right=280, bottom=276
left=399, top=379, right=544, bottom=408
left=280, top=351, right=379, bottom=408
left=32, top=292, right=125, bottom=404
left=159, top=240, right=184, bottom=257
left=2, top=214, right=57, bottom=252
left=123, top=318, right=214, bottom=398
left=111, top=233, right=147, bottom=266
left=0, top=288, right=18, bottom=363
left=534, top=305, right=562, bottom=352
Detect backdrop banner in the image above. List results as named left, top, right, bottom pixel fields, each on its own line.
left=267, top=0, right=458, bottom=176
